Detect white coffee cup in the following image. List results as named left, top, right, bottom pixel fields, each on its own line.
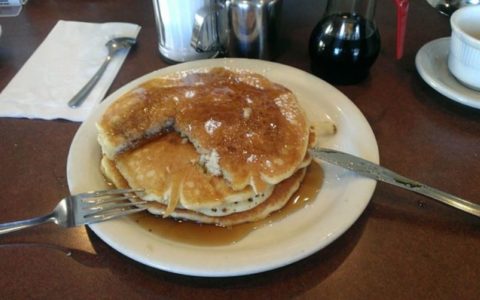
left=448, top=5, right=480, bottom=91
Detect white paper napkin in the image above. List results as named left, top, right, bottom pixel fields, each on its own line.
left=0, top=20, right=141, bottom=122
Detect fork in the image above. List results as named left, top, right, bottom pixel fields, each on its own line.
left=0, top=189, right=147, bottom=235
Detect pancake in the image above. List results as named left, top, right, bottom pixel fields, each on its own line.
left=96, top=67, right=326, bottom=226
left=97, top=67, right=310, bottom=193
left=111, top=132, right=275, bottom=217
left=101, top=154, right=307, bottom=227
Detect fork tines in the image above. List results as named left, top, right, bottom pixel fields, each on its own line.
left=80, top=188, right=144, bottom=199
left=79, top=188, right=147, bottom=223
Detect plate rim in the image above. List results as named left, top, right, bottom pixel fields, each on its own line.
left=67, top=58, right=379, bottom=277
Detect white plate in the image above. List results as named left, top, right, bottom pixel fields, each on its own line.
left=67, top=58, right=379, bottom=277
left=415, top=37, right=480, bottom=109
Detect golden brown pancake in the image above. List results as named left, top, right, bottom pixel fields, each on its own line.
left=111, top=132, right=274, bottom=217
left=97, top=67, right=310, bottom=193
left=97, top=67, right=321, bottom=226
left=101, top=155, right=307, bottom=227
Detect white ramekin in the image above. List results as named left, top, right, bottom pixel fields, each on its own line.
left=448, top=5, right=480, bottom=91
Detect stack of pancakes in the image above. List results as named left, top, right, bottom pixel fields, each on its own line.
left=98, top=67, right=314, bottom=226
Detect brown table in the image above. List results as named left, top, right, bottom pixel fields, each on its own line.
left=1, top=0, right=479, bottom=299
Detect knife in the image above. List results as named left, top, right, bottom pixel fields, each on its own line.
left=309, top=147, right=480, bottom=217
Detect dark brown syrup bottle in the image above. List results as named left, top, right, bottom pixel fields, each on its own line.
left=309, top=1, right=381, bottom=85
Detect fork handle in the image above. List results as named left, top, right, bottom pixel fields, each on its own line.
left=310, top=148, right=480, bottom=218
left=0, top=213, right=55, bottom=235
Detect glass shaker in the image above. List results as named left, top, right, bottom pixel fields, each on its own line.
left=309, top=0, right=381, bottom=84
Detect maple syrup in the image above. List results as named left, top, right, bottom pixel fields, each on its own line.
left=309, top=13, right=381, bottom=84
left=129, top=162, right=324, bottom=246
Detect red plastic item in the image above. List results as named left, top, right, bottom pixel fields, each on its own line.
left=394, top=0, right=409, bottom=59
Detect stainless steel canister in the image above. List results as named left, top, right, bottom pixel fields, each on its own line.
left=192, top=0, right=283, bottom=60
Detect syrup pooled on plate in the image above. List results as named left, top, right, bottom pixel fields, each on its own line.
left=129, top=162, right=324, bottom=246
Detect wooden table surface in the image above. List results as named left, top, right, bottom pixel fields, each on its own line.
left=0, top=0, right=479, bottom=299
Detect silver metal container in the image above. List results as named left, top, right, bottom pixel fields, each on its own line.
left=219, top=0, right=283, bottom=59
left=192, top=0, right=283, bottom=60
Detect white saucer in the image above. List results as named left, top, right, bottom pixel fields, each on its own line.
left=415, top=37, right=480, bottom=109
